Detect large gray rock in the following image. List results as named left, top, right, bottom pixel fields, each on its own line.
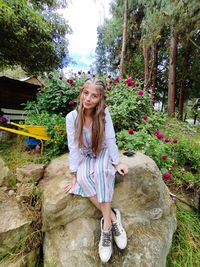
left=42, top=152, right=177, bottom=267
left=0, top=193, right=38, bottom=265
left=16, top=163, right=46, bottom=182
left=0, top=157, right=10, bottom=186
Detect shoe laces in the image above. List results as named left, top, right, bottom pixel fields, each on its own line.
left=102, top=230, right=112, bottom=247
left=112, top=222, right=121, bottom=236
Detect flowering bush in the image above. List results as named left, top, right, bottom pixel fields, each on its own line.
left=106, top=79, right=153, bottom=131
left=24, top=71, right=84, bottom=116
left=117, top=116, right=200, bottom=187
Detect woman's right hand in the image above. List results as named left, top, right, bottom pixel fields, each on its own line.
left=64, top=173, right=77, bottom=193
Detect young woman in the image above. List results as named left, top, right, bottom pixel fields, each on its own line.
left=64, top=79, right=128, bottom=263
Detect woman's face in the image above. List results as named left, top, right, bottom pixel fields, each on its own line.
left=81, top=85, right=101, bottom=111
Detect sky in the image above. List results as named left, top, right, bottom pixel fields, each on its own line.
left=60, top=0, right=112, bottom=73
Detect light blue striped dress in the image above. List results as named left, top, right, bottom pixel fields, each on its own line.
left=66, top=108, right=119, bottom=203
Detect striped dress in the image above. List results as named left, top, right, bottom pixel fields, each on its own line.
left=66, top=107, right=119, bottom=203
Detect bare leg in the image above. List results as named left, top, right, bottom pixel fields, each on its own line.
left=100, top=202, right=112, bottom=230
left=89, top=196, right=116, bottom=223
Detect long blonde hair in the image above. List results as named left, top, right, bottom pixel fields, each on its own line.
left=75, top=79, right=106, bottom=156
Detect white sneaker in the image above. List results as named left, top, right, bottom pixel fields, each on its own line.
left=99, top=218, right=112, bottom=263
left=112, top=209, right=127, bottom=249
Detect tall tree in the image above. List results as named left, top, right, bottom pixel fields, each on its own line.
left=168, top=30, right=178, bottom=116
left=0, top=0, right=71, bottom=74
left=95, top=26, right=108, bottom=75
left=119, top=0, right=128, bottom=77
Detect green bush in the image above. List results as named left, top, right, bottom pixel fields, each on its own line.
left=117, top=116, right=200, bottom=187
left=106, top=81, right=153, bottom=131
left=25, top=71, right=83, bottom=116
left=25, top=112, right=67, bottom=161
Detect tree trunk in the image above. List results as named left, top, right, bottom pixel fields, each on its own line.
left=143, top=44, right=151, bottom=91
left=168, top=30, right=178, bottom=116
left=152, top=42, right=158, bottom=106
left=119, top=0, right=128, bottom=77
left=178, top=44, right=190, bottom=120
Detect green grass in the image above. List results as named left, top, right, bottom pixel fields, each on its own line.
left=0, top=137, right=46, bottom=187
left=167, top=203, right=200, bottom=267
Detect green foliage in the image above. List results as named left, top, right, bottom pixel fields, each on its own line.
left=106, top=80, right=153, bottom=131
left=167, top=203, right=200, bottom=267
left=24, top=71, right=84, bottom=116
left=117, top=116, right=200, bottom=187
left=0, top=0, right=71, bottom=74
left=25, top=112, right=67, bottom=161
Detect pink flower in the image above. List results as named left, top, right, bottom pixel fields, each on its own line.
left=157, top=133, right=164, bottom=139
left=128, top=128, right=134, bottom=134
left=68, top=100, right=75, bottom=107
left=115, top=76, right=120, bottom=83
left=137, top=90, right=143, bottom=96
left=106, top=85, right=112, bottom=91
left=173, top=139, right=178, bottom=143
left=126, top=77, right=134, bottom=86
left=164, top=138, right=170, bottom=143
left=154, top=130, right=160, bottom=136
left=143, top=114, right=148, bottom=121
left=163, top=173, right=172, bottom=180
left=161, top=155, right=167, bottom=160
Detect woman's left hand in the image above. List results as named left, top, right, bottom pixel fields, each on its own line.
left=115, top=163, right=128, bottom=176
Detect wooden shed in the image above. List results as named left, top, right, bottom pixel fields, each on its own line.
left=0, top=76, right=40, bottom=110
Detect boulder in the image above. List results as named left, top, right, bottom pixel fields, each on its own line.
left=42, top=152, right=177, bottom=267
left=0, top=157, right=10, bottom=186
left=0, top=193, right=37, bottom=263
left=16, top=164, right=46, bottom=182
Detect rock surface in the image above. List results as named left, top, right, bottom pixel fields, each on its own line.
left=16, top=163, right=46, bottom=182
left=0, top=157, right=10, bottom=186
left=0, top=193, right=38, bottom=266
left=42, top=152, right=177, bottom=267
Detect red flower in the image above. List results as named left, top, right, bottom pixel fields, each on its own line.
left=109, top=79, right=113, bottom=83
left=161, top=155, right=167, bottom=160
left=128, top=129, right=134, bottom=134
left=135, top=82, right=140, bottom=87
left=69, top=100, right=75, bottom=107
left=126, top=77, right=134, bottom=86
left=137, top=90, right=143, bottom=96
left=157, top=133, right=164, bottom=139
left=163, top=173, right=172, bottom=180
left=143, top=114, right=148, bottom=121
left=115, top=76, right=120, bottom=83
left=154, top=130, right=160, bottom=136
left=164, top=138, right=170, bottom=143
left=67, top=79, right=75, bottom=86
left=106, top=85, right=112, bottom=91
left=173, top=139, right=178, bottom=143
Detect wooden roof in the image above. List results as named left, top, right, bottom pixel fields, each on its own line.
left=0, top=76, right=40, bottom=109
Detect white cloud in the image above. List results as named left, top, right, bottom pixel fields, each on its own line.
left=59, top=0, right=112, bottom=71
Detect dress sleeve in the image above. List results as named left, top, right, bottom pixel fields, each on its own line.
left=104, top=107, right=120, bottom=165
left=66, top=111, right=82, bottom=172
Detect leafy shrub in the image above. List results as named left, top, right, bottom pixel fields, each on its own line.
left=25, top=112, right=67, bottom=161
left=106, top=81, right=153, bottom=131
left=25, top=71, right=84, bottom=116
left=117, top=116, right=200, bottom=188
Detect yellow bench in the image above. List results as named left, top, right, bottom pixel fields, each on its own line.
left=0, top=122, right=50, bottom=154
